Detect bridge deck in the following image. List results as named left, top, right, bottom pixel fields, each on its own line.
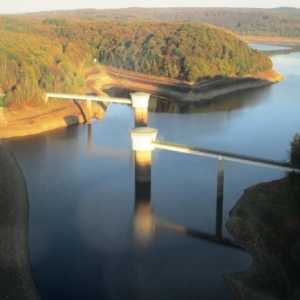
left=45, top=93, right=132, bottom=104
left=152, top=140, right=300, bottom=172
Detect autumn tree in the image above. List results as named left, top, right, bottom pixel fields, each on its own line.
left=0, top=15, right=274, bottom=105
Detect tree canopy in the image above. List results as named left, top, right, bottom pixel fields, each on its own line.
left=290, top=133, right=300, bottom=165
left=22, top=7, right=300, bottom=38
left=0, top=15, right=273, bottom=105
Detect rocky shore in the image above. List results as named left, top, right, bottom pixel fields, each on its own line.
left=224, top=177, right=300, bottom=300
left=0, top=141, right=40, bottom=299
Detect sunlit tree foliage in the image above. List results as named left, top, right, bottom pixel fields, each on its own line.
left=0, top=15, right=273, bottom=105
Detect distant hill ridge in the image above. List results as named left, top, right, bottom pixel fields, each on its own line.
left=23, top=7, right=300, bottom=38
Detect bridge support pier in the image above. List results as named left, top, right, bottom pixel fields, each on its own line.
left=130, top=92, right=150, bottom=128
left=86, top=99, right=92, bottom=125
left=216, top=156, right=224, bottom=239
left=129, top=127, right=158, bottom=183
left=130, top=127, right=157, bottom=244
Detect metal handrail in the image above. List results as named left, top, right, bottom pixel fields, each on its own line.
left=152, top=140, right=300, bottom=172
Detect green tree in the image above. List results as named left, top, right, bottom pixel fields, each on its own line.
left=290, top=133, right=300, bottom=165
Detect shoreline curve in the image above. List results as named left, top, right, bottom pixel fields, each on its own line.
left=103, top=68, right=283, bottom=103
left=0, top=141, right=41, bottom=299
left=0, top=66, right=283, bottom=139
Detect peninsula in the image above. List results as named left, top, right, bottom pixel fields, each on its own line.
left=0, top=63, right=282, bottom=139
left=0, top=14, right=287, bottom=138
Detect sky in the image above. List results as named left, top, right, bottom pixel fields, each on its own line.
left=1, top=0, right=299, bottom=14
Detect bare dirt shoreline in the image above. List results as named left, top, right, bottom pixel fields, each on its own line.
left=105, top=68, right=283, bottom=102
left=0, top=64, right=283, bottom=139
left=238, top=35, right=300, bottom=44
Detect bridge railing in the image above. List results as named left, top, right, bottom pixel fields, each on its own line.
left=151, top=140, right=300, bottom=173
left=45, top=93, right=131, bottom=104
left=45, top=92, right=150, bottom=126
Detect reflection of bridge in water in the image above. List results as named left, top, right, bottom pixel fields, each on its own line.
left=127, top=105, right=299, bottom=250
left=133, top=180, right=243, bottom=250
left=47, top=91, right=300, bottom=249
left=132, top=136, right=300, bottom=250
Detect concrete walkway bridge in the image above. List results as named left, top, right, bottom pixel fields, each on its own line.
left=45, top=92, right=149, bottom=126
left=46, top=91, right=300, bottom=245
left=151, top=140, right=300, bottom=173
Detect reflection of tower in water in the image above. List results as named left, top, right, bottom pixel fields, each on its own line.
left=129, top=127, right=158, bottom=246
left=131, top=92, right=150, bottom=128
left=134, top=149, right=152, bottom=183
left=133, top=181, right=155, bottom=246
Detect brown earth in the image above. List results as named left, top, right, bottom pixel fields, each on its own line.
left=87, top=65, right=283, bottom=103
left=0, top=98, right=107, bottom=139
left=0, top=64, right=283, bottom=139
left=239, top=36, right=300, bottom=44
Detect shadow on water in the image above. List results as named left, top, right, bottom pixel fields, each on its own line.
left=3, top=45, right=298, bottom=300
left=104, top=85, right=272, bottom=114
left=87, top=124, right=92, bottom=152
left=72, top=100, right=87, bottom=123
left=133, top=157, right=300, bottom=300
left=264, top=45, right=300, bottom=56
left=5, top=128, right=298, bottom=300
left=95, top=100, right=108, bottom=112
left=133, top=164, right=244, bottom=250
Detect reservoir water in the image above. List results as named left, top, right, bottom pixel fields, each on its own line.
left=4, top=45, right=300, bottom=299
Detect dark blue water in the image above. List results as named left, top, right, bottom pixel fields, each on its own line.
left=4, top=45, right=300, bottom=299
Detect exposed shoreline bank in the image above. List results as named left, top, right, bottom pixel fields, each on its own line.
left=0, top=99, right=106, bottom=139
left=104, top=68, right=283, bottom=103
left=0, top=141, right=40, bottom=299
left=0, top=64, right=283, bottom=139
left=238, top=35, right=300, bottom=44
left=224, top=177, right=300, bottom=300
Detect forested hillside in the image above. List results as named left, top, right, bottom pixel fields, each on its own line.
left=0, top=15, right=273, bottom=105
left=0, top=30, right=87, bottom=104
left=25, top=7, right=300, bottom=38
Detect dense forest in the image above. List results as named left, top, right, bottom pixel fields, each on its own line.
left=0, top=14, right=273, bottom=105
left=24, top=7, right=300, bottom=38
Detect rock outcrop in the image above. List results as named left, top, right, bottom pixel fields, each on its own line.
left=225, top=177, right=300, bottom=300
left=0, top=141, right=41, bottom=299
